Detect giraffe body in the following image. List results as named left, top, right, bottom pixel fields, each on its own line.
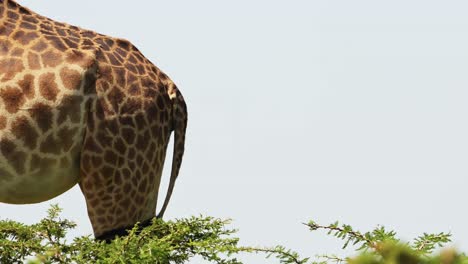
left=0, top=0, right=187, bottom=239
left=0, top=45, right=95, bottom=205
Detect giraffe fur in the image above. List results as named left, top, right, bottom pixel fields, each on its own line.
left=0, top=0, right=187, bottom=239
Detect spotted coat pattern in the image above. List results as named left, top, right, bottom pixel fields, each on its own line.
left=0, top=0, right=187, bottom=239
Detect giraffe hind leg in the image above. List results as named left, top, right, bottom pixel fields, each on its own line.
left=79, top=104, right=171, bottom=238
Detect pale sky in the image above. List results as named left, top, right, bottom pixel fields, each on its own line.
left=2, top=0, right=468, bottom=263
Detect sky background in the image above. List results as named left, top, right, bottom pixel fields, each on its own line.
left=2, top=0, right=468, bottom=262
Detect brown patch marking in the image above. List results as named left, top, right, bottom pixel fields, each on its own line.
left=27, top=52, right=41, bottom=70
left=28, top=103, right=53, bottom=132
left=39, top=72, right=59, bottom=101
left=41, top=50, right=62, bottom=67
left=0, top=116, right=6, bottom=130
left=18, top=74, right=35, bottom=99
left=0, top=86, right=25, bottom=113
left=11, top=116, right=38, bottom=149
left=0, top=57, right=24, bottom=81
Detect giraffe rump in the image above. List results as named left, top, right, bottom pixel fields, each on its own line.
left=0, top=0, right=187, bottom=239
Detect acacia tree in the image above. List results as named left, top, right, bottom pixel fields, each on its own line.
left=0, top=205, right=465, bottom=263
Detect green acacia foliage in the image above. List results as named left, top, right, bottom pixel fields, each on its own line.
left=0, top=205, right=242, bottom=264
left=0, top=205, right=466, bottom=263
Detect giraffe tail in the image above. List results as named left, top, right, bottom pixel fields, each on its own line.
left=156, top=86, right=187, bottom=219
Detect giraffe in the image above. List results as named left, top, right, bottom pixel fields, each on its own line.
left=0, top=0, right=187, bottom=240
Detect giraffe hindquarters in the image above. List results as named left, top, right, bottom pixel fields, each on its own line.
left=79, top=110, right=172, bottom=238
